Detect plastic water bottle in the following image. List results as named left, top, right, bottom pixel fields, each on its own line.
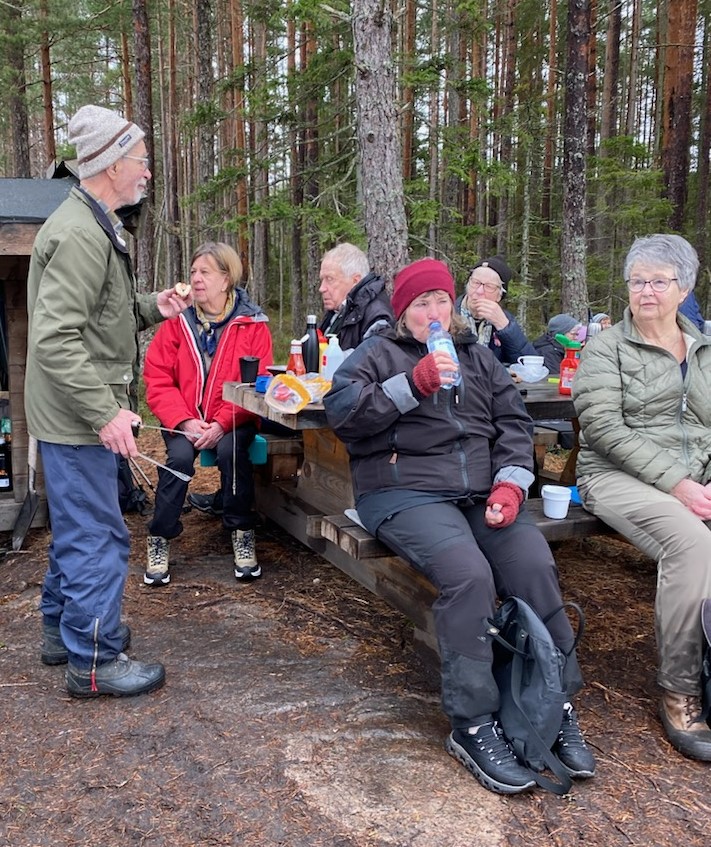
left=322, top=336, right=345, bottom=381
left=426, top=321, right=461, bottom=389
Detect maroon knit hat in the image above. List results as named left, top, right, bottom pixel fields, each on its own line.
left=391, top=258, right=456, bottom=319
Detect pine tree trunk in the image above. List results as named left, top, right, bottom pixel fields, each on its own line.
left=561, top=0, right=591, bottom=320
left=661, top=0, right=698, bottom=230
left=695, top=7, right=711, bottom=274
left=133, top=0, right=155, bottom=289
left=39, top=0, right=55, bottom=170
left=6, top=4, right=31, bottom=177
left=352, top=0, right=409, bottom=286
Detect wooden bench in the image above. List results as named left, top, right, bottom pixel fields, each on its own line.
left=317, top=501, right=614, bottom=658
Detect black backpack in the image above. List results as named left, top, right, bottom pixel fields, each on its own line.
left=488, top=596, right=585, bottom=795
left=117, top=458, right=150, bottom=515
left=701, top=599, right=711, bottom=721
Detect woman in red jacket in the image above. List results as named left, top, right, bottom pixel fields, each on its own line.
left=143, top=242, right=273, bottom=586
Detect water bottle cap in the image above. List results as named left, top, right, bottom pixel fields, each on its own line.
left=307, top=314, right=316, bottom=323
left=429, top=321, right=442, bottom=330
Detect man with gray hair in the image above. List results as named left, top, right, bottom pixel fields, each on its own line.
left=27, top=104, right=190, bottom=698
left=318, top=242, right=394, bottom=350
left=189, top=242, right=393, bottom=519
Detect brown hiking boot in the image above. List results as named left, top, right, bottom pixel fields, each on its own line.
left=660, top=690, right=711, bottom=761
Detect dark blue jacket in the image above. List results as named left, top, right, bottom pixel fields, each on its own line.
left=454, top=294, right=536, bottom=365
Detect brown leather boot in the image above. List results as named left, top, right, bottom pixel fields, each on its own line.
left=660, top=690, right=711, bottom=761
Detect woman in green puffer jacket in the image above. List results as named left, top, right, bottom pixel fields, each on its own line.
left=574, top=233, right=711, bottom=763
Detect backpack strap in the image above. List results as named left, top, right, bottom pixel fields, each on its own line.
left=509, top=647, right=573, bottom=796
left=700, top=599, right=711, bottom=723
left=542, top=601, right=585, bottom=656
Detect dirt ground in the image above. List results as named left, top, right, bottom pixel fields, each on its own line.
left=1, top=436, right=710, bottom=847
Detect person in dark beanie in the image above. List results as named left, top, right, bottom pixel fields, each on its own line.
left=26, top=104, right=190, bottom=698
left=532, top=313, right=582, bottom=373
left=324, top=257, right=594, bottom=795
left=455, top=255, right=537, bottom=365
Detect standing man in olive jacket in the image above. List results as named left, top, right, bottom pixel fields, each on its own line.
left=26, top=105, right=190, bottom=698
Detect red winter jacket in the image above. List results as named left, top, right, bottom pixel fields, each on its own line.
left=144, top=311, right=273, bottom=433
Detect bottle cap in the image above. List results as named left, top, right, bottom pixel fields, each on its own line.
left=307, top=314, right=316, bottom=323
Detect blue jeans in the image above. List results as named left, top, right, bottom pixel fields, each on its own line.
left=39, top=443, right=129, bottom=668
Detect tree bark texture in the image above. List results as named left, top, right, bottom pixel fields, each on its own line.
left=561, top=0, right=591, bottom=321
left=133, top=0, right=156, bottom=288
left=352, top=0, right=409, bottom=287
left=661, top=0, right=698, bottom=230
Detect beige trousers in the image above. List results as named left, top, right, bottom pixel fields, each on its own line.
left=578, top=470, right=711, bottom=695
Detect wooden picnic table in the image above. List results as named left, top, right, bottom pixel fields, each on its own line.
left=222, top=379, right=607, bottom=659
left=224, top=379, right=575, bottom=427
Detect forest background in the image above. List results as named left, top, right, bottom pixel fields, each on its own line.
left=1, top=0, right=710, bottom=349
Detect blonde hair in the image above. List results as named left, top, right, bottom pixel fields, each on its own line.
left=191, top=242, right=243, bottom=290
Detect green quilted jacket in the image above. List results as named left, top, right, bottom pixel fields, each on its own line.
left=26, top=186, right=163, bottom=444
left=573, top=308, right=711, bottom=492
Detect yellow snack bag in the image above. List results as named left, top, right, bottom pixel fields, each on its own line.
left=264, top=374, right=311, bottom=414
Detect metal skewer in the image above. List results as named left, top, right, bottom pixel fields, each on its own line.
left=128, top=457, right=156, bottom=493
left=132, top=421, right=203, bottom=439
left=135, top=452, right=192, bottom=482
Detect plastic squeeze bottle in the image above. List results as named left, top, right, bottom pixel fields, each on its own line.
left=286, top=339, right=306, bottom=376
left=322, top=336, right=345, bottom=381
left=426, top=321, right=461, bottom=389
left=556, top=335, right=582, bottom=396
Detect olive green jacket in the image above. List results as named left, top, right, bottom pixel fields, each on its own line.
left=574, top=308, right=711, bottom=491
left=25, top=186, right=163, bottom=444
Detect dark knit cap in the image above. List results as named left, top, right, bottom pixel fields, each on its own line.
left=470, top=255, right=513, bottom=285
left=391, top=258, right=456, bottom=319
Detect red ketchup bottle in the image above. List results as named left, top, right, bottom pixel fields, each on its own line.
left=286, top=340, right=306, bottom=376
left=559, top=341, right=582, bottom=396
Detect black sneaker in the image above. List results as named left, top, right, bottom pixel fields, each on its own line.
left=187, top=488, right=223, bottom=517
left=553, top=703, right=596, bottom=778
left=446, top=723, right=536, bottom=794
left=66, top=653, right=165, bottom=698
left=41, top=622, right=131, bottom=666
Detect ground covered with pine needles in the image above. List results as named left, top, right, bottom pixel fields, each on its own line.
left=1, top=436, right=709, bottom=847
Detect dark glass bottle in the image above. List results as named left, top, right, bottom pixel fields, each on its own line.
left=302, top=314, right=320, bottom=374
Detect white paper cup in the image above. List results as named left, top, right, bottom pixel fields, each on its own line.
left=541, top=484, right=572, bottom=519
left=518, top=355, right=545, bottom=368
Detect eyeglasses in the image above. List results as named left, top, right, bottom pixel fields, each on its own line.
left=123, top=154, right=151, bottom=169
left=626, top=277, right=677, bottom=293
left=468, top=279, right=503, bottom=295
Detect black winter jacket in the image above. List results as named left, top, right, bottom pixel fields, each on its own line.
left=319, top=272, right=394, bottom=350
left=532, top=332, right=566, bottom=374
left=323, top=328, right=534, bottom=503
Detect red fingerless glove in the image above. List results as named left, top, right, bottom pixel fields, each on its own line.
left=412, top=353, right=441, bottom=397
left=486, top=482, right=524, bottom=528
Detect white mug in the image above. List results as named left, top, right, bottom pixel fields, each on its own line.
left=518, top=355, right=544, bottom=368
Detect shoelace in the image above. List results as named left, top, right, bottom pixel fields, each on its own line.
left=148, top=539, right=169, bottom=571
left=475, top=723, right=520, bottom=764
left=557, top=705, right=588, bottom=749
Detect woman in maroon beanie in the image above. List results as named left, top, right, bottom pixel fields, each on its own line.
left=323, top=257, right=594, bottom=795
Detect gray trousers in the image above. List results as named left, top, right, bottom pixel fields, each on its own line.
left=578, top=470, right=711, bottom=695
left=376, top=500, right=583, bottom=730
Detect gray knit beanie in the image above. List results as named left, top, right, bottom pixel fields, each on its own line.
left=69, top=105, right=145, bottom=179
left=547, top=313, right=579, bottom=335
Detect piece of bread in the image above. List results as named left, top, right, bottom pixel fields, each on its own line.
left=175, top=282, right=191, bottom=298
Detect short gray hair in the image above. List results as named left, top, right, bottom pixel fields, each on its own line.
left=624, top=234, right=699, bottom=292
left=321, top=243, right=370, bottom=280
